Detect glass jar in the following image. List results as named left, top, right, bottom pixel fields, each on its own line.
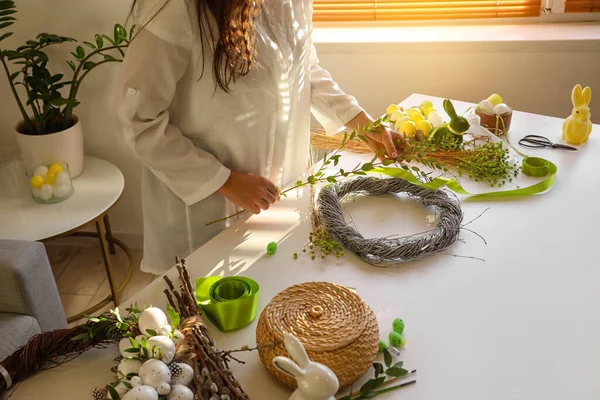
left=27, top=162, right=74, bottom=204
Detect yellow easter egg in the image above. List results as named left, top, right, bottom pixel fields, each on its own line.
left=416, top=120, right=433, bottom=137
left=48, top=163, right=63, bottom=175
left=390, top=110, right=406, bottom=122
left=486, top=94, right=503, bottom=106
left=420, top=100, right=434, bottom=114
left=400, top=120, right=417, bottom=138
left=394, top=116, right=411, bottom=130
left=30, top=175, right=44, bottom=189
left=45, top=173, right=56, bottom=185
left=424, top=107, right=437, bottom=117
left=386, top=104, right=400, bottom=116
left=411, top=113, right=425, bottom=124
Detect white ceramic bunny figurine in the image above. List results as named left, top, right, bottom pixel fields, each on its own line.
left=273, top=334, right=339, bottom=400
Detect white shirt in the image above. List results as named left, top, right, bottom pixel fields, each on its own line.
left=115, top=0, right=363, bottom=274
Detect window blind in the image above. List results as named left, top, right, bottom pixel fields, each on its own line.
left=312, top=0, right=543, bottom=22
left=564, top=0, right=600, bottom=12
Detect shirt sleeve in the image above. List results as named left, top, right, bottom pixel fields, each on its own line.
left=309, top=42, right=364, bottom=135
left=115, top=1, right=230, bottom=206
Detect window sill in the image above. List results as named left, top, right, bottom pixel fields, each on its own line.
left=312, top=21, right=600, bottom=50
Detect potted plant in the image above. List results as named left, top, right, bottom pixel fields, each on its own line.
left=0, top=0, right=134, bottom=177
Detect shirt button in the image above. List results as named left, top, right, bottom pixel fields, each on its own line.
left=128, top=88, right=137, bottom=95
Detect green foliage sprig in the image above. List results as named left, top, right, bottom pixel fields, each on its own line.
left=0, top=0, right=134, bottom=135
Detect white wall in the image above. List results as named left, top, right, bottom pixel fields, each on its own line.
left=1, top=3, right=599, bottom=242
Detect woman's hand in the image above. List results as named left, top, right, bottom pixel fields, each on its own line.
left=218, top=172, right=280, bottom=214
left=346, top=111, right=406, bottom=162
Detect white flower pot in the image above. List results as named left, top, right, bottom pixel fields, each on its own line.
left=15, top=117, right=84, bottom=178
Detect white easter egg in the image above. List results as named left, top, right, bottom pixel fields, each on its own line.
left=33, top=165, right=48, bottom=178
left=118, top=358, right=142, bottom=378
left=146, top=336, right=176, bottom=363
left=172, top=330, right=184, bottom=343
left=119, top=338, right=139, bottom=358
left=170, top=363, right=194, bottom=387
left=31, top=187, right=42, bottom=199
left=477, top=99, right=494, bottom=113
left=39, top=184, right=53, bottom=200
left=55, top=171, right=70, bottom=185
left=139, top=307, right=168, bottom=337
left=493, top=103, right=512, bottom=115
left=121, top=385, right=159, bottom=400
left=131, top=376, right=143, bottom=387
left=157, top=383, right=171, bottom=396
left=53, top=184, right=71, bottom=198
left=158, top=325, right=172, bottom=337
left=108, top=381, right=131, bottom=400
left=139, top=359, right=171, bottom=390
left=135, top=335, right=146, bottom=343
left=389, top=110, right=405, bottom=122
left=427, top=111, right=443, bottom=127
left=167, top=385, right=193, bottom=400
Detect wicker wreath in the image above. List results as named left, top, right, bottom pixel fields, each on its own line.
left=256, top=282, right=379, bottom=390
left=317, top=176, right=463, bottom=267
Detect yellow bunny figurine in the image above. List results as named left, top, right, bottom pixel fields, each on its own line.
left=562, top=84, right=592, bottom=145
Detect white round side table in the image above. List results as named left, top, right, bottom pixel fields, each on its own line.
left=0, top=156, right=134, bottom=323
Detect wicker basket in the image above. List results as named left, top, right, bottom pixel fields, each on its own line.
left=256, top=281, right=379, bottom=390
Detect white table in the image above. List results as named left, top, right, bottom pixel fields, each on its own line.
left=8, top=94, right=600, bottom=400
left=0, top=156, right=133, bottom=322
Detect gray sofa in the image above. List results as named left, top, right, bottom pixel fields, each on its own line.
left=0, top=240, right=67, bottom=361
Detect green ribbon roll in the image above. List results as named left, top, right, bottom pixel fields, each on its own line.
left=195, top=276, right=260, bottom=332
left=370, top=159, right=557, bottom=198
left=522, top=157, right=549, bottom=177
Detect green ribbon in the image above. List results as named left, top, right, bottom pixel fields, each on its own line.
left=522, top=157, right=550, bottom=177
left=195, top=276, right=260, bottom=332
left=370, top=160, right=557, bottom=198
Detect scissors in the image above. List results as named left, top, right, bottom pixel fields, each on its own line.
left=518, top=135, right=578, bottom=151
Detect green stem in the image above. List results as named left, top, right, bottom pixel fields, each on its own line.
left=62, top=44, right=128, bottom=129
left=1, top=55, right=33, bottom=132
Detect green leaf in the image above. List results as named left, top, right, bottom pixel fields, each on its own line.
left=295, top=179, right=302, bottom=187
left=167, top=304, right=180, bottom=329
left=361, top=163, right=374, bottom=172
left=95, top=33, right=104, bottom=49
left=83, top=41, right=97, bottom=51
left=357, top=134, right=369, bottom=144
left=104, top=54, right=117, bottom=62
left=126, top=373, right=138, bottom=380
left=75, top=46, right=85, bottom=59
left=0, top=21, right=12, bottom=30
left=66, top=60, right=76, bottom=71
left=123, top=381, right=133, bottom=390
left=83, top=61, right=95, bottom=71
left=353, top=171, right=367, bottom=176
left=0, top=31, right=12, bottom=42
left=342, top=132, right=348, bottom=144
left=124, top=347, right=140, bottom=353
left=350, top=130, right=357, bottom=140
left=385, top=367, right=409, bottom=377
left=102, top=34, right=117, bottom=46
left=383, top=348, right=392, bottom=368
left=50, top=97, right=70, bottom=106
left=326, top=176, right=337, bottom=183
left=391, top=361, right=404, bottom=369
left=129, top=337, right=139, bottom=348
left=107, top=385, right=120, bottom=400
left=0, top=16, right=15, bottom=23
left=112, top=307, right=124, bottom=323
left=360, top=377, right=385, bottom=395
left=411, top=166, right=419, bottom=172
left=129, top=24, right=137, bottom=40
left=9, top=71, right=18, bottom=80
left=373, top=363, right=384, bottom=378
left=383, top=159, right=394, bottom=166
left=70, top=333, right=90, bottom=341
left=114, top=24, right=127, bottom=44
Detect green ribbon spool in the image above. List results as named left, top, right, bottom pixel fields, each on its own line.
left=522, top=157, right=549, bottom=177
left=195, top=276, right=260, bottom=332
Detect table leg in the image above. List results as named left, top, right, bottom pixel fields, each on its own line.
left=96, top=217, right=120, bottom=306
left=103, top=214, right=117, bottom=255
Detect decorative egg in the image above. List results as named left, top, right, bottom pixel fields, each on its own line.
left=390, top=110, right=405, bottom=122
left=131, top=376, right=143, bottom=387
left=157, top=383, right=171, bottom=396
left=419, top=100, right=434, bottom=114
left=55, top=171, right=70, bottom=185
left=416, top=120, right=433, bottom=137
left=170, top=363, right=194, bottom=387
left=393, top=115, right=411, bottom=130
left=378, top=340, right=387, bottom=353
left=477, top=100, right=494, bottom=114
left=29, top=175, right=44, bottom=189
left=48, top=163, right=63, bottom=175
left=399, top=120, right=417, bottom=138
left=159, top=325, right=172, bottom=337
left=389, top=332, right=404, bottom=348
left=487, top=93, right=503, bottom=106
left=44, top=173, right=56, bottom=185
left=167, top=385, right=194, bottom=400
left=118, top=358, right=142, bottom=377
left=427, top=111, right=443, bottom=127
left=392, top=318, right=405, bottom=334
left=139, top=359, right=171, bottom=390
left=135, top=335, right=146, bottom=343
left=31, top=187, right=42, bottom=199
left=33, top=165, right=48, bottom=178
left=146, top=336, right=176, bottom=363
left=119, top=338, right=139, bottom=358
left=139, top=307, right=168, bottom=337
left=108, top=381, right=131, bottom=400
left=121, top=385, right=159, bottom=400
left=493, top=103, right=512, bottom=115
left=39, top=184, right=53, bottom=200
left=172, top=330, right=184, bottom=343
left=386, top=104, right=400, bottom=116
left=53, top=184, right=71, bottom=198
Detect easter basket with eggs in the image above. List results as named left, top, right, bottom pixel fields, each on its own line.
left=473, top=94, right=513, bottom=136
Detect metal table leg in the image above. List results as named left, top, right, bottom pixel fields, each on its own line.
left=104, top=214, right=117, bottom=255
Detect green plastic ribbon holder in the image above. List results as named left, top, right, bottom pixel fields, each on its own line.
left=195, top=276, right=260, bottom=332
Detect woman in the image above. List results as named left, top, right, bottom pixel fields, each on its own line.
left=116, top=0, right=401, bottom=274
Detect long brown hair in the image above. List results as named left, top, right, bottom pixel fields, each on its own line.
left=130, top=0, right=262, bottom=92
